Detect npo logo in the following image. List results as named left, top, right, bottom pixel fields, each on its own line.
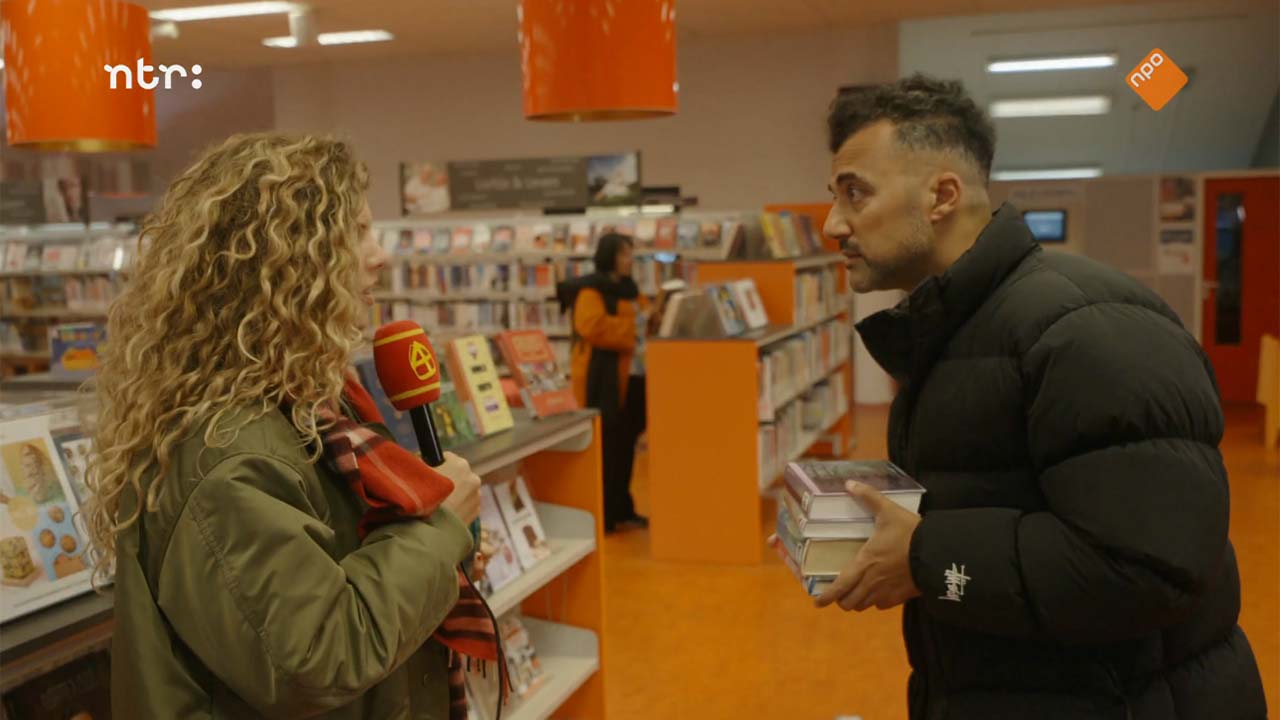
left=1127, top=49, right=1187, bottom=111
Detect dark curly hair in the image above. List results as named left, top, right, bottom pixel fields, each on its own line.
left=828, top=74, right=996, bottom=182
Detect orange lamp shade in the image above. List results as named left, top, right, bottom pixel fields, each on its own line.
left=3, top=0, right=157, bottom=151
left=519, top=0, right=677, bottom=121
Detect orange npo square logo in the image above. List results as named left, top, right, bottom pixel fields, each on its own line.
left=1127, top=49, right=1188, bottom=111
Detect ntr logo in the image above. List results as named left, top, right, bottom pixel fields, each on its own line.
left=410, top=341, right=437, bottom=381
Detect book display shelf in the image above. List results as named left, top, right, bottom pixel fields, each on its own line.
left=646, top=255, right=855, bottom=565
left=0, top=224, right=138, bottom=378
left=0, top=398, right=609, bottom=720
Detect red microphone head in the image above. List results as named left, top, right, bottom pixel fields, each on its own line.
left=373, top=320, right=442, bottom=411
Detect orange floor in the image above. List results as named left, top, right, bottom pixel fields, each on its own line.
left=600, top=404, right=1279, bottom=719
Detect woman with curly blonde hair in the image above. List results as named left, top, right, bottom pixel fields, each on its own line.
left=85, top=132, right=488, bottom=719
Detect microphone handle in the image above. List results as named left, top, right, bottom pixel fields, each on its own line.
left=408, top=404, right=481, bottom=573
left=409, top=405, right=445, bottom=467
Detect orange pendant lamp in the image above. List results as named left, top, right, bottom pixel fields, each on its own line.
left=3, top=0, right=157, bottom=151
left=519, top=0, right=677, bottom=121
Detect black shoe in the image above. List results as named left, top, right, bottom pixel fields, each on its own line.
left=618, top=514, right=649, bottom=530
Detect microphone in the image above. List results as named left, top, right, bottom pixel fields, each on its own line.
left=373, top=320, right=446, bottom=466
left=372, top=320, right=480, bottom=568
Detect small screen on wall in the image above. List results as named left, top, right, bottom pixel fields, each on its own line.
left=1023, top=210, right=1067, bottom=243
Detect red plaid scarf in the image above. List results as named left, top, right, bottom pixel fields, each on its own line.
left=316, top=373, right=505, bottom=720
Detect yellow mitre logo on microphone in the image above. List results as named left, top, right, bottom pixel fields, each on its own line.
left=410, top=341, right=436, bottom=381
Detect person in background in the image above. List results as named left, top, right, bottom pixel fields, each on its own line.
left=84, top=132, right=493, bottom=719
left=813, top=75, right=1264, bottom=719
left=558, top=233, right=657, bottom=533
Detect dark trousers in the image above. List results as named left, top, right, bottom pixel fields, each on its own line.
left=603, top=375, right=646, bottom=526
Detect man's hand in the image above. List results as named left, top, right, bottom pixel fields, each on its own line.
left=815, top=481, right=922, bottom=612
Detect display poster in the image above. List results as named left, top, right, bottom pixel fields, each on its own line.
left=0, top=412, right=97, bottom=623
left=401, top=152, right=641, bottom=215
left=0, top=177, right=88, bottom=225
left=1159, top=176, right=1197, bottom=222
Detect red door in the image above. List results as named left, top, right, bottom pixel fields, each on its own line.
left=1201, top=175, right=1280, bottom=403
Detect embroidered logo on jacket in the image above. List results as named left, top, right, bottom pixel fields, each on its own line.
left=940, top=563, right=970, bottom=603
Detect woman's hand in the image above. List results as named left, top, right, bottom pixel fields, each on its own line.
left=437, top=452, right=482, bottom=525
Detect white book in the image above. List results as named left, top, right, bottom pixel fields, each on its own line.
left=731, top=279, right=770, bottom=330
left=476, top=486, right=522, bottom=596
left=493, top=477, right=551, bottom=570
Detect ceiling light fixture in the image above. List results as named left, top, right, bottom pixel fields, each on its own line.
left=150, top=2, right=299, bottom=22
left=992, top=167, right=1103, bottom=181
left=987, top=54, right=1117, bottom=73
left=263, top=29, right=393, bottom=48
left=990, top=96, right=1111, bottom=118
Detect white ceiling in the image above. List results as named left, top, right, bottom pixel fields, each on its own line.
left=900, top=0, right=1280, bottom=175
left=134, top=0, right=1193, bottom=68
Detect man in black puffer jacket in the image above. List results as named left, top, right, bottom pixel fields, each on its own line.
left=813, top=75, right=1266, bottom=719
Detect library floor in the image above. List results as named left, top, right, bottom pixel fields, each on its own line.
left=600, top=404, right=1280, bottom=720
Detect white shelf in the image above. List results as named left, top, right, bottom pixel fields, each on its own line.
left=1, top=308, right=109, bottom=320
left=376, top=290, right=555, bottom=303
left=387, top=248, right=718, bottom=266
left=754, top=305, right=849, bottom=349
left=768, top=359, right=851, bottom=415
left=0, top=268, right=127, bottom=278
left=759, top=411, right=848, bottom=493
left=504, top=618, right=600, bottom=720
left=486, top=503, right=596, bottom=618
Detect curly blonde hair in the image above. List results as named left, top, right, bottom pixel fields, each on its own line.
left=84, top=133, right=369, bottom=584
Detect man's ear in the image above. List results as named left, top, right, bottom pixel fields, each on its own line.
left=929, top=172, right=964, bottom=222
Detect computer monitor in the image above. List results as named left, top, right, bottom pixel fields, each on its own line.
left=1023, top=210, right=1068, bottom=243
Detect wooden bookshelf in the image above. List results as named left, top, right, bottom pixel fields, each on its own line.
left=646, top=255, right=854, bottom=565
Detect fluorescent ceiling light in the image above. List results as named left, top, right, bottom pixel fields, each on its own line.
left=263, top=30, right=393, bottom=48
left=990, top=96, right=1111, bottom=118
left=987, top=54, right=1117, bottom=73
left=992, top=167, right=1102, bottom=181
left=151, top=2, right=299, bottom=22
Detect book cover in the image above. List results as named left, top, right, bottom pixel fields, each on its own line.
left=464, top=656, right=503, bottom=720
left=0, top=417, right=95, bottom=623
left=654, top=218, right=678, bottom=249
left=431, top=227, right=453, bottom=254
left=551, top=224, right=570, bottom=252
left=495, top=330, right=578, bottom=418
left=476, top=485, right=522, bottom=597
left=430, top=388, right=479, bottom=451
left=785, top=460, right=924, bottom=521
left=676, top=222, right=700, bottom=250
left=493, top=477, right=551, bottom=570
left=492, top=225, right=515, bottom=253
left=634, top=219, right=657, bottom=247
left=354, top=359, right=421, bottom=452
left=48, top=322, right=105, bottom=374
left=3, top=242, right=27, bottom=272
left=708, top=284, right=747, bottom=337
left=446, top=335, right=515, bottom=436
left=412, top=229, right=433, bottom=254
left=569, top=221, right=593, bottom=253
left=498, top=613, right=549, bottom=700
left=451, top=226, right=474, bottom=254
left=730, top=279, right=769, bottom=330
left=472, top=224, right=492, bottom=253
left=514, top=224, right=537, bottom=252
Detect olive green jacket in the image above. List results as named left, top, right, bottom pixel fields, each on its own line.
left=110, top=406, right=474, bottom=719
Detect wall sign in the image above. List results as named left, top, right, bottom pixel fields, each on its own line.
left=401, top=152, right=641, bottom=215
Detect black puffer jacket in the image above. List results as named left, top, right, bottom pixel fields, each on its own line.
left=857, top=204, right=1266, bottom=720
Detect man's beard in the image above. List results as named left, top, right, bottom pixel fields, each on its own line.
left=856, top=212, right=933, bottom=292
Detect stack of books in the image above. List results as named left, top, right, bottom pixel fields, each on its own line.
left=776, top=460, right=925, bottom=597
